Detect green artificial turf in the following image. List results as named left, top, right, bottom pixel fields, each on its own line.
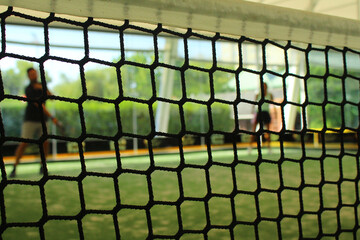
left=1, top=147, right=359, bottom=239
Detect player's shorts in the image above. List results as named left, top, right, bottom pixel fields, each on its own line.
left=256, top=111, right=271, bottom=124
left=21, top=121, right=48, bottom=139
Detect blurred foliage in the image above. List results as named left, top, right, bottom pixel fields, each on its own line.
left=0, top=99, right=233, bottom=138
left=0, top=99, right=26, bottom=137
left=1, top=60, right=52, bottom=96
left=0, top=54, right=234, bottom=137
left=2, top=57, right=359, bottom=137
left=52, top=54, right=235, bottom=100
left=306, top=66, right=359, bottom=129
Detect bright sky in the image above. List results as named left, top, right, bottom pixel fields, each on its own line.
left=2, top=25, right=166, bottom=88
left=0, top=24, right=296, bottom=91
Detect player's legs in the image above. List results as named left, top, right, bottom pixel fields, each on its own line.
left=10, top=121, right=46, bottom=177
left=43, top=140, right=49, bottom=157
left=40, top=139, right=50, bottom=174
left=249, top=111, right=272, bottom=154
left=263, top=112, right=272, bottom=152
left=13, top=142, right=28, bottom=167
left=10, top=142, right=28, bottom=177
left=250, top=119, right=258, bottom=143
left=248, top=113, right=259, bottom=152
left=10, top=122, right=32, bottom=177
left=265, top=123, right=271, bottom=147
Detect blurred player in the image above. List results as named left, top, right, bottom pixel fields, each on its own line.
left=10, top=68, right=59, bottom=178
left=248, top=82, right=273, bottom=153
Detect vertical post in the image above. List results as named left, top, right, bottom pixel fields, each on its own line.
left=256, top=44, right=261, bottom=145
left=285, top=51, right=305, bottom=130
left=155, top=38, right=178, bottom=133
left=51, top=107, right=57, bottom=160
left=132, top=102, right=138, bottom=153
left=130, top=82, right=138, bottom=153
left=200, top=105, right=205, bottom=147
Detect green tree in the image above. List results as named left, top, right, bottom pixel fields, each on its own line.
left=307, top=66, right=359, bottom=128
left=121, top=54, right=155, bottom=99
left=1, top=61, right=52, bottom=96
left=86, top=69, right=116, bottom=98
left=53, top=73, right=82, bottom=99
left=52, top=53, right=236, bottom=100
left=53, top=54, right=156, bottom=100
left=2, top=61, right=34, bottom=95
left=182, top=61, right=235, bottom=98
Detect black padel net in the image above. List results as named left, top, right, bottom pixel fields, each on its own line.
left=0, top=6, right=359, bottom=240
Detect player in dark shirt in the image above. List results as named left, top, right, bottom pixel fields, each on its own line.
left=10, top=68, right=59, bottom=178
left=248, top=82, right=273, bottom=154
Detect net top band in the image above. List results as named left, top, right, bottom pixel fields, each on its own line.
left=0, top=0, right=360, bottom=49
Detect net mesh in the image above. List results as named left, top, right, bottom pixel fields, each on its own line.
left=0, top=6, right=359, bottom=239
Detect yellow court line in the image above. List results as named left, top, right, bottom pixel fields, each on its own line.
left=2, top=141, right=358, bottom=164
